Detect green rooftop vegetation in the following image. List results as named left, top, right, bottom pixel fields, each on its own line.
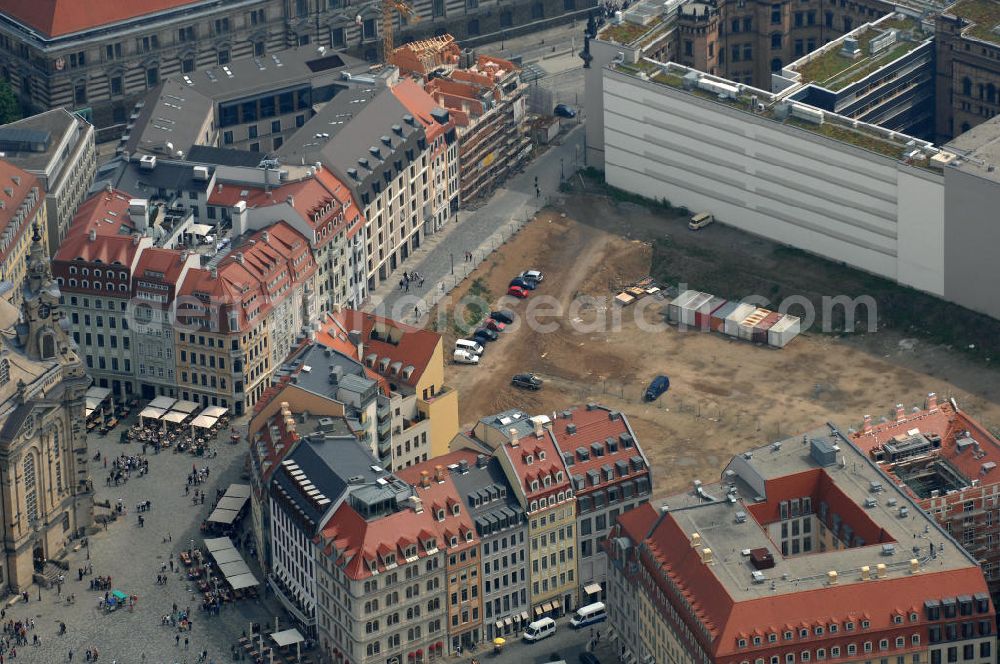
left=783, top=117, right=904, bottom=158
left=599, top=21, right=651, bottom=44
left=951, top=0, right=1000, bottom=45
left=794, top=17, right=924, bottom=90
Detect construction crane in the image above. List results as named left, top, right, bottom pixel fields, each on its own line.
left=382, top=0, right=420, bottom=63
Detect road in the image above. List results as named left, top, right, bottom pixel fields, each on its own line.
left=365, top=123, right=586, bottom=322
left=467, top=616, right=609, bottom=664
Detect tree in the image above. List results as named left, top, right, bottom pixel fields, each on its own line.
left=0, top=80, right=21, bottom=125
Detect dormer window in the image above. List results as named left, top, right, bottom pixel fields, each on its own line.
left=383, top=553, right=396, bottom=566
left=437, top=509, right=445, bottom=521
left=464, top=531, right=473, bottom=542
left=525, top=455, right=533, bottom=465
left=556, top=471, right=564, bottom=482
left=450, top=536, right=458, bottom=547
left=538, top=451, right=546, bottom=460
left=425, top=538, right=437, bottom=551
left=451, top=503, right=460, bottom=516
left=543, top=476, right=551, bottom=487
left=557, top=491, right=565, bottom=501
left=530, top=480, right=539, bottom=491
left=530, top=500, right=538, bottom=511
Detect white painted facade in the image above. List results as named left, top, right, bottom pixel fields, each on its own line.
left=269, top=495, right=319, bottom=625
left=601, top=67, right=948, bottom=298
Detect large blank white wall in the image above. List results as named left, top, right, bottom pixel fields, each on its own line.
left=602, top=70, right=946, bottom=284
left=896, top=170, right=945, bottom=296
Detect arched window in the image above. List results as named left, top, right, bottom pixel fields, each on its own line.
left=771, top=58, right=783, bottom=72
left=24, top=455, right=38, bottom=524
left=963, top=77, right=973, bottom=96
left=40, top=331, right=56, bottom=359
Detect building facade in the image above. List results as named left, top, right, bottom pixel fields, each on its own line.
left=0, top=110, right=97, bottom=250
left=0, top=160, right=47, bottom=307
left=605, top=423, right=996, bottom=664
left=0, top=231, right=92, bottom=593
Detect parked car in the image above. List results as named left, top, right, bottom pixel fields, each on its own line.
left=507, top=285, right=529, bottom=298
left=644, top=375, right=670, bottom=401
left=688, top=211, right=715, bottom=230
left=455, top=339, right=484, bottom=355
left=512, top=373, right=543, bottom=390
left=554, top=104, right=577, bottom=118
left=473, top=327, right=499, bottom=343
left=490, top=310, right=515, bottom=325
left=485, top=319, right=507, bottom=332
left=519, top=270, right=544, bottom=283
left=453, top=349, right=480, bottom=365
left=509, top=277, right=536, bottom=290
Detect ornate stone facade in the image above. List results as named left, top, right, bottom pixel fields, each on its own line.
left=0, top=228, right=91, bottom=593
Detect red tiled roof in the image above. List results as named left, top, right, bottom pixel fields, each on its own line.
left=1, top=0, right=201, bottom=38
left=396, top=452, right=479, bottom=552
left=53, top=189, right=143, bottom=285
left=850, top=401, right=1000, bottom=489
left=0, top=160, right=41, bottom=265
left=552, top=407, right=648, bottom=494
left=499, top=429, right=571, bottom=502
left=132, top=247, right=186, bottom=300
left=615, top=500, right=659, bottom=542
left=391, top=79, right=450, bottom=142
left=321, top=309, right=441, bottom=389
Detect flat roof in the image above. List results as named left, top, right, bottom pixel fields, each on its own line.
left=944, top=112, right=1000, bottom=181
left=664, top=423, right=975, bottom=603
left=790, top=15, right=925, bottom=91
left=947, top=0, right=1000, bottom=47
left=0, top=108, right=83, bottom=172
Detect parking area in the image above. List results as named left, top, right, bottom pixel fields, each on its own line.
left=436, top=198, right=1000, bottom=498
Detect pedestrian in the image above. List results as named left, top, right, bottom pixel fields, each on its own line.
left=184, top=636, right=189, bottom=650
left=175, top=634, right=180, bottom=647
left=68, top=650, right=72, bottom=662
left=414, top=306, right=419, bottom=318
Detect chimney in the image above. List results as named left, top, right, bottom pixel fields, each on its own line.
left=690, top=532, right=702, bottom=548
left=129, top=198, right=149, bottom=232
left=895, top=404, right=906, bottom=422
left=234, top=252, right=244, bottom=264
left=863, top=414, right=872, bottom=433
left=876, top=563, right=887, bottom=578
left=409, top=496, right=424, bottom=513
left=827, top=570, right=838, bottom=585
left=926, top=392, right=938, bottom=411
left=232, top=200, right=248, bottom=238
left=434, top=465, right=445, bottom=483
left=509, top=427, right=519, bottom=448
left=262, top=231, right=270, bottom=244
left=534, top=420, right=543, bottom=438
left=88, top=229, right=97, bottom=241
left=700, top=547, right=713, bottom=564
left=286, top=195, right=295, bottom=208
left=419, top=471, right=430, bottom=488
left=476, top=454, right=488, bottom=468
left=210, top=267, right=218, bottom=279
left=348, top=329, right=363, bottom=359
left=458, top=459, right=469, bottom=474
left=910, top=558, right=920, bottom=574
left=861, top=565, right=870, bottom=580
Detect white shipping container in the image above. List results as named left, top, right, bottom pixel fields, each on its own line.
left=723, top=303, right=758, bottom=337
left=667, top=290, right=700, bottom=323
left=768, top=314, right=802, bottom=348
left=737, top=308, right=770, bottom=341
left=679, top=292, right=715, bottom=326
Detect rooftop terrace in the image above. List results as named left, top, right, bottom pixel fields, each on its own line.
left=613, top=59, right=937, bottom=163
left=948, top=0, right=1000, bottom=46
left=792, top=16, right=926, bottom=91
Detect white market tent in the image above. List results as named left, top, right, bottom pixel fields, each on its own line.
left=201, top=406, right=228, bottom=418
left=207, top=508, right=239, bottom=525
left=204, top=537, right=260, bottom=588
left=204, top=537, right=232, bottom=553
left=224, top=484, right=251, bottom=499
left=270, top=628, right=305, bottom=647
left=190, top=414, right=218, bottom=430
left=218, top=560, right=252, bottom=578
left=211, top=548, right=243, bottom=564
left=161, top=411, right=188, bottom=424
left=86, top=386, right=111, bottom=401
left=139, top=406, right=166, bottom=422
left=216, top=496, right=247, bottom=512
left=148, top=396, right=176, bottom=410
left=227, top=573, right=259, bottom=590
left=171, top=400, right=200, bottom=414
left=189, top=223, right=213, bottom=237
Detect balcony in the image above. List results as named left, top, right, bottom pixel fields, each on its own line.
left=402, top=412, right=427, bottom=432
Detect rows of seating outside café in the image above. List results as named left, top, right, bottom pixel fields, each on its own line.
left=131, top=397, right=232, bottom=455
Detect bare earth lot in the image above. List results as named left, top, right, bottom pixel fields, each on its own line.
left=432, top=196, right=1000, bottom=498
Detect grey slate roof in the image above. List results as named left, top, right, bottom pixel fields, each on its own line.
left=186, top=145, right=264, bottom=168
left=0, top=108, right=80, bottom=172
left=450, top=456, right=525, bottom=538
left=89, top=156, right=214, bottom=199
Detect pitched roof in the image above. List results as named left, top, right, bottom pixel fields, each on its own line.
left=499, top=428, right=571, bottom=503
left=1, top=0, right=202, bottom=38
left=0, top=159, right=41, bottom=265
left=391, top=78, right=451, bottom=141
left=131, top=247, right=186, bottom=298
left=321, top=309, right=441, bottom=389
left=550, top=406, right=649, bottom=495
left=53, top=188, right=141, bottom=267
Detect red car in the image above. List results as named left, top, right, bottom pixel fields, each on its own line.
left=507, top=285, right=529, bottom=298
left=485, top=319, right=507, bottom=332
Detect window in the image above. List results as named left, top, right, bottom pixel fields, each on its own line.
left=181, top=56, right=195, bottom=73
left=24, top=455, right=38, bottom=523
left=146, top=66, right=159, bottom=88
left=331, top=27, right=346, bottom=47
left=771, top=4, right=782, bottom=23
left=771, top=33, right=782, bottom=49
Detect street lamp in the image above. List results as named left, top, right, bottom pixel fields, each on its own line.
left=560, top=158, right=565, bottom=180
left=450, top=253, right=454, bottom=275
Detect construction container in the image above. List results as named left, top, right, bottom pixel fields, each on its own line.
left=752, top=311, right=784, bottom=344
left=677, top=291, right=715, bottom=327
left=768, top=314, right=802, bottom=348
left=693, top=297, right=728, bottom=330
left=615, top=292, right=635, bottom=306
left=736, top=308, right=770, bottom=341
left=709, top=301, right=738, bottom=332
left=667, top=290, right=700, bottom=323
left=723, top=303, right=758, bottom=337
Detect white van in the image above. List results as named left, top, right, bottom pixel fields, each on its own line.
left=688, top=212, right=715, bottom=230
left=453, top=349, right=480, bottom=365
left=570, top=602, right=607, bottom=628
left=455, top=339, right=484, bottom=356
left=522, top=617, right=556, bottom=642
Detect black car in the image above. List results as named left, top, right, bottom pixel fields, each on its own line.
left=473, top=327, right=499, bottom=343
left=490, top=310, right=515, bottom=325
left=554, top=103, right=577, bottom=118
left=512, top=373, right=543, bottom=390
left=509, top=277, right=537, bottom=290
left=644, top=375, right=670, bottom=401
left=579, top=654, right=601, bottom=664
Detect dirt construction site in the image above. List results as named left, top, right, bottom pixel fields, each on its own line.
left=432, top=192, right=1000, bottom=499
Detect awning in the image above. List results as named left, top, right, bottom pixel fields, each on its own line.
left=211, top=548, right=243, bottom=564
left=207, top=508, right=239, bottom=525
left=224, top=484, right=251, bottom=499
left=139, top=406, right=166, bottom=420
left=161, top=411, right=188, bottom=424
left=551, top=599, right=561, bottom=610
left=189, top=222, right=213, bottom=237
left=149, top=396, right=176, bottom=410
left=503, top=616, right=513, bottom=627
left=171, top=399, right=200, bottom=413
left=219, top=560, right=252, bottom=577
left=190, top=414, right=218, bottom=430
left=534, top=606, right=544, bottom=617
left=86, top=386, right=111, bottom=401
left=227, top=573, right=260, bottom=589
left=270, top=628, right=305, bottom=647
left=216, top=496, right=247, bottom=511
left=495, top=620, right=503, bottom=631
left=85, top=408, right=94, bottom=418
left=201, top=405, right=228, bottom=418
left=204, top=537, right=233, bottom=552
left=540, top=603, right=551, bottom=614
left=584, top=583, right=603, bottom=595
left=520, top=611, right=529, bottom=623
left=85, top=396, right=102, bottom=411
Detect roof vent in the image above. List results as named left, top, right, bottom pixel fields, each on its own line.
left=734, top=511, right=747, bottom=524
left=827, top=570, right=838, bottom=585
left=864, top=498, right=877, bottom=508
left=403, top=114, right=415, bottom=125
left=369, top=146, right=381, bottom=158
left=381, top=135, right=392, bottom=146
left=899, top=506, right=909, bottom=518
left=690, top=532, right=702, bottom=548
left=566, top=423, right=576, bottom=434
left=875, top=563, right=887, bottom=578
left=861, top=565, right=871, bottom=580
left=882, top=543, right=896, bottom=556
